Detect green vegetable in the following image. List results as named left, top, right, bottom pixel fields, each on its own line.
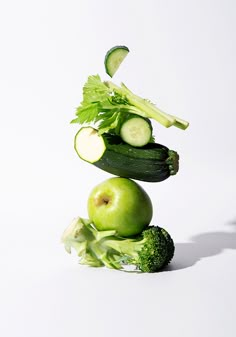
left=74, top=127, right=179, bottom=182
left=104, top=45, right=129, bottom=78
left=61, top=217, right=175, bottom=272
left=119, top=113, right=153, bottom=147
left=71, top=75, right=189, bottom=132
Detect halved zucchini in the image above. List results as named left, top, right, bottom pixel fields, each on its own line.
left=74, top=127, right=179, bottom=183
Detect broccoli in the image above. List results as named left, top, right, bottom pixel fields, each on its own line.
left=61, top=217, right=175, bottom=273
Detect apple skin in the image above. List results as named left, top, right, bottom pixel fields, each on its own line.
left=87, top=177, right=153, bottom=237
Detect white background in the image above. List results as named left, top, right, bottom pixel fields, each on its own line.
left=1, top=1, right=236, bottom=336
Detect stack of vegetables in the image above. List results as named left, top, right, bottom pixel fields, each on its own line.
left=62, top=46, right=189, bottom=272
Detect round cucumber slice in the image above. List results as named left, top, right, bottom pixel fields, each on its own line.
left=104, top=45, right=129, bottom=77
left=120, top=115, right=153, bottom=147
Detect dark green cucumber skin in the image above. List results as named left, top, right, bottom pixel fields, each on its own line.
left=93, top=135, right=179, bottom=183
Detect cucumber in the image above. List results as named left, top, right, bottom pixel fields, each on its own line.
left=119, top=114, right=153, bottom=147
left=74, top=127, right=179, bottom=183
left=104, top=46, right=129, bottom=77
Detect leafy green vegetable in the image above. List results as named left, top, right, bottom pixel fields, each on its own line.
left=71, top=75, right=189, bottom=133
left=62, top=217, right=175, bottom=272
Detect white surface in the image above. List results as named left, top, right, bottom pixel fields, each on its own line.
left=1, top=1, right=236, bottom=336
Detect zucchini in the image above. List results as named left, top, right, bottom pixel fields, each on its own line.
left=104, top=46, right=129, bottom=77
left=119, top=113, right=153, bottom=147
left=74, top=127, right=179, bottom=183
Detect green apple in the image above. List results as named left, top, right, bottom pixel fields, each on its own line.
left=87, top=177, right=153, bottom=237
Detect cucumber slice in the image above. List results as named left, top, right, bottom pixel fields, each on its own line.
left=104, top=45, right=129, bottom=77
left=120, top=114, right=153, bottom=147
left=74, top=127, right=106, bottom=163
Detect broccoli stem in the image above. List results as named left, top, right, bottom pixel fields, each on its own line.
left=62, top=218, right=175, bottom=273
left=103, top=237, right=142, bottom=261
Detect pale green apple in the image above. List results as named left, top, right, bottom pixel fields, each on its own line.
left=87, top=177, right=153, bottom=237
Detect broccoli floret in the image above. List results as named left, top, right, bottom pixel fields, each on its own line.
left=62, top=217, right=175, bottom=273
left=104, top=226, right=174, bottom=272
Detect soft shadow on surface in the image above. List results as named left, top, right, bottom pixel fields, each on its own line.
left=165, top=221, right=236, bottom=272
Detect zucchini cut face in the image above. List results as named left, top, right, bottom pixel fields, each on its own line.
left=74, top=127, right=106, bottom=163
